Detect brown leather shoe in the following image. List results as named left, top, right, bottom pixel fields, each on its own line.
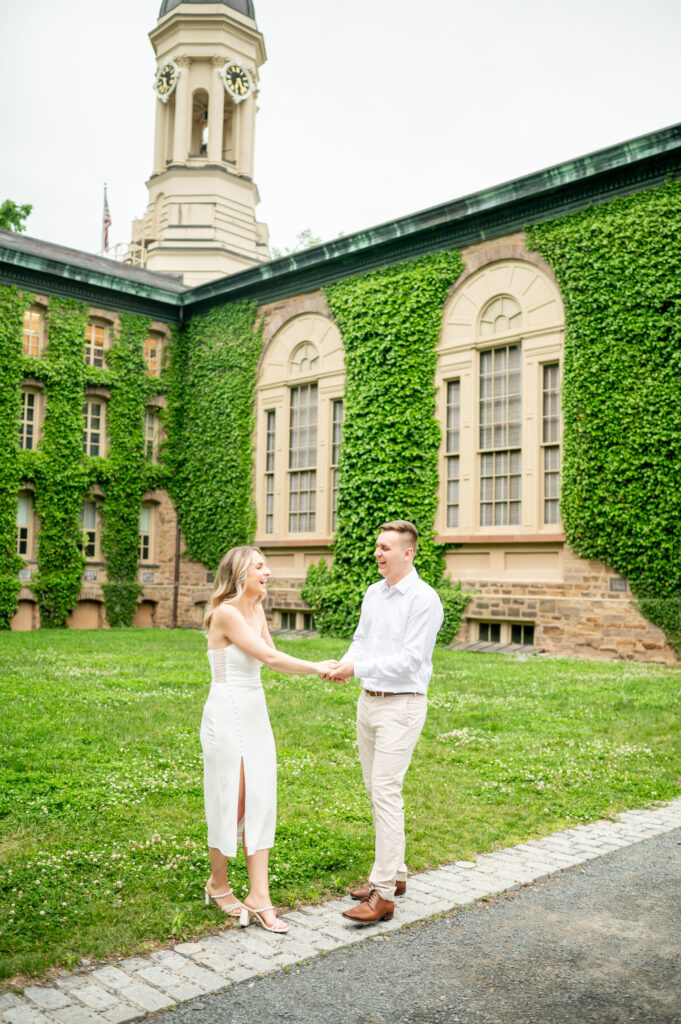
left=349, top=880, right=406, bottom=900
left=342, top=888, right=395, bottom=925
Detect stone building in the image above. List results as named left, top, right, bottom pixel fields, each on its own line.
left=1, top=0, right=680, bottom=663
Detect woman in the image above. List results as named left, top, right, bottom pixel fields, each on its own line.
left=201, top=545, right=337, bottom=934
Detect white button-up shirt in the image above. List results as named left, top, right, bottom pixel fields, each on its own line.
left=342, top=568, right=444, bottom=695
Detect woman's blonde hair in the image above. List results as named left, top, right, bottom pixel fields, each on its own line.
left=203, top=545, right=264, bottom=631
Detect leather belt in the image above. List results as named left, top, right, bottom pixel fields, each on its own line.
left=363, top=689, right=418, bottom=697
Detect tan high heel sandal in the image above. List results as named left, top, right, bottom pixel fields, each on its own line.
left=204, top=886, right=243, bottom=917
left=239, top=904, right=289, bottom=933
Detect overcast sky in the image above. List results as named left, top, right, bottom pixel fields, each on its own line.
left=1, top=0, right=680, bottom=257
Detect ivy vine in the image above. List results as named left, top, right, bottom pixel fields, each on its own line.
left=164, top=301, right=263, bottom=571
left=302, top=250, right=472, bottom=641
left=0, top=286, right=30, bottom=627
left=100, top=313, right=151, bottom=627
left=32, top=298, right=89, bottom=627
left=527, top=180, right=681, bottom=653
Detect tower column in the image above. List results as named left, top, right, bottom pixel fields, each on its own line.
left=153, top=99, right=167, bottom=174
left=208, top=59, right=226, bottom=163
left=237, top=93, right=255, bottom=178
left=173, top=56, right=192, bottom=163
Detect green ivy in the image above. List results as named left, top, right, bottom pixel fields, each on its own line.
left=436, top=579, right=473, bottom=645
left=0, top=287, right=30, bottom=627
left=2, top=291, right=167, bottom=629
left=164, top=301, right=262, bottom=571
left=32, top=298, right=89, bottom=627
left=302, top=251, right=472, bottom=639
left=527, top=180, right=681, bottom=653
left=100, top=314, right=150, bottom=627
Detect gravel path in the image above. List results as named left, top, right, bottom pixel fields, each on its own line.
left=159, top=827, right=681, bottom=1024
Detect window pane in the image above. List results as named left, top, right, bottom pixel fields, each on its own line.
left=331, top=399, right=344, bottom=530
left=84, top=401, right=105, bottom=456
left=16, top=495, right=30, bottom=527
left=81, top=502, right=97, bottom=530
left=480, top=448, right=521, bottom=527
left=20, top=391, right=36, bottom=450
left=85, top=323, right=107, bottom=367
left=289, top=385, right=317, bottom=531
left=479, top=344, right=521, bottom=454
left=445, top=380, right=460, bottom=529
left=23, top=310, right=42, bottom=357
left=542, top=364, right=561, bottom=524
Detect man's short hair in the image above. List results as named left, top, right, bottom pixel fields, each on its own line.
left=378, top=520, right=418, bottom=552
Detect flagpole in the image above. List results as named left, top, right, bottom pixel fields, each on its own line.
left=101, top=183, right=111, bottom=255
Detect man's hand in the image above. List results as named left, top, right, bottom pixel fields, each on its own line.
left=321, top=660, right=354, bottom=683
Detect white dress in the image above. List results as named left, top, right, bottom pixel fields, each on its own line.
left=200, top=645, right=277, bottom=857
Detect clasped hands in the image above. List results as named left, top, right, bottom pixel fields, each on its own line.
left=318, top=660, right=355, bottom=683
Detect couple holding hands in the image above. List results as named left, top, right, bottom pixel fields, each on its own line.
left=201, top=520, right=444, bottom=933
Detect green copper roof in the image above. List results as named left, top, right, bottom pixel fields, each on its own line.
left=1, top=122, right=680, bottom=323
left=0, top=231, right=187, bottom=322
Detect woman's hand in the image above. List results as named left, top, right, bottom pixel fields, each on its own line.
left=316, top=660, right=341, bottom=676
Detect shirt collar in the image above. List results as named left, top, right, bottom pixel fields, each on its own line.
left=380, top=567, right=418, bottom=595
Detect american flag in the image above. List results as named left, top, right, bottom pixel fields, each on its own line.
left=101, top=185, right=112, bottom=254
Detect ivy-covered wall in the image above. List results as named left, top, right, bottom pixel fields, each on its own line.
left=100, top=314, right=154, bottom=627
left=0, top=287, right=29, bottom=627
left=0, top=291, right=164, bottom=628
left=31, top=298, right=90, bottom=626
left=302, top=251, right=471, bottom=641
left=164, top=301, right=263, bottom=571
left=527, top=180, right=681, bottom=652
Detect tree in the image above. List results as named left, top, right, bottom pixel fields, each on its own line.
left=0, top=200, right=32, bottom=233
left=271, top=228, right=323, bottom=259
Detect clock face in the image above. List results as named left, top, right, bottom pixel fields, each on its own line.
left=223, top=62, right=252, bottom=101
left=155, top=62, right=178, bottom=101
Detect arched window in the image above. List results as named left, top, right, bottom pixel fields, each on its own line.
left=290, top=341, right=320, bottom=375
left=478, top=297, right=524, bottom=528
left=191, top=89, right=209, bottom=156
left=437, top=257, right=564, bottom=538
left=255, top=311, right=345, bottom=540
left=479, top=295, right=522, bottom=336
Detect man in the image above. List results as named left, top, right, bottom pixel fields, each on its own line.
left=327, top=520, right=443, bottom=924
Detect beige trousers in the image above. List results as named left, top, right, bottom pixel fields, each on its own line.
left=356, top=690, right=428, bottom=901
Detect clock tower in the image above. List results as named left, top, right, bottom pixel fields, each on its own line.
left=131, top=0, right=270, bottom=285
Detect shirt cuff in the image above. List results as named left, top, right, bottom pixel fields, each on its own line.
left=353, top=660, right=371, bottom=679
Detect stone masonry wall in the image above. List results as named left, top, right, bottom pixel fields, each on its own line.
left=459, top=547, right=676, bottom=665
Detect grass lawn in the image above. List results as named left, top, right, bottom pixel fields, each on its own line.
left=1, top=628, right=680, bottom=982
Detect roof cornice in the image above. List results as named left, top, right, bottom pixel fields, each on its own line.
left=0, top=231, right=186, bottom=322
